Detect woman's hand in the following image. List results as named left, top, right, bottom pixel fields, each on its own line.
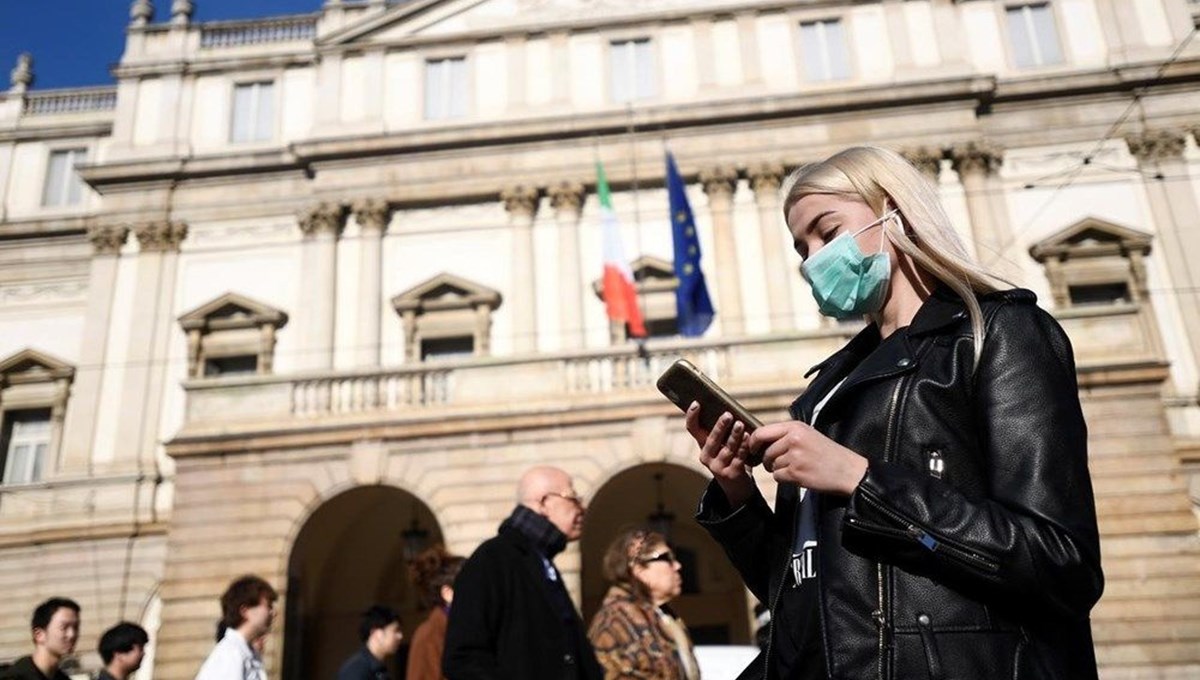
left=748, top=421, right=869, bottom=496
left=684, top=402, right=756, bottom=508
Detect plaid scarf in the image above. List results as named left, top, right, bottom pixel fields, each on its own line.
left=503, top=505, right=568, bottom=558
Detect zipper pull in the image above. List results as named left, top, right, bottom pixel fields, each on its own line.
left=927, top=450, right=944, bottom=479
left=872, top=609, right=893, bottom=647
left=908, top=525, right=938, bottom=551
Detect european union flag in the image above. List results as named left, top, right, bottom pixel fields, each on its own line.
left=666, top=152, right=715, bottom=337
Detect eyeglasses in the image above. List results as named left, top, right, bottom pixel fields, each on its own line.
left=540, top=491, right=585, bottom=509
left=638, top=550, right=676, bottom=565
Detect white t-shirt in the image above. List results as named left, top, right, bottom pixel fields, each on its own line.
left=194, top=628, right=266, bottom=680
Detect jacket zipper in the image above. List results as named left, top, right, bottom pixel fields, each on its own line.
left=854, top=491, right=1002, bottom=574
left=874, top=377, right=905, bottom=680
left=763, top=490, right=801, bottom=678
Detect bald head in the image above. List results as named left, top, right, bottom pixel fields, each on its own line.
left=517, top=466, right=586, bottom=541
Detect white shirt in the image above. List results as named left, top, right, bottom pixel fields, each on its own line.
left=195, top=628, right=266, bottom=680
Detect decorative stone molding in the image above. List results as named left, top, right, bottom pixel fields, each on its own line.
left=179, top=292, right=288, bottom=378
left=298, top=202, right=346, bottom=238
left=591, top=255, right=678, bottom=342
left=351, top=198, right=392, bottom=234
left=0, top=348, right=75, bottom=482
left=699, top=165, right=738, bottom=199
left=548, top=181, right=586, bottom=215
left=9, top=53, right=32, bottom=94
left=170, top=0, right=193, bottom=25
left=392, top=273, right=502, bottom=361
left=1029, top=216, right=1153, bottom=307
left=901, top=146, right=944, bottom=179
left=87, top=224, right=129, bottom=256
left=130, top=0, right=154, bottom=26
left=747, top=162, right=786, bottom=197
left=134, top=221, right=188, bottom=253
left=1125, top=130, right=1187, bottom=163
left=949, top=142, right=1003, bottom=176
left=500, top=185, right=541, bottom=219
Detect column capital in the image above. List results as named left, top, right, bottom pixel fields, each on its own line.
left=134, top=221, right=188, bottom=253
left=351, top=198, right=392, bottom=234
left=298, top=202, right=347, bottom=238
left=87, top=224, right=129, bottom=256
left=548, top=181, right=586, bottom=215
left=501, top=185, right=541, bottom=219
left=949, top=141, right=1003, bottom=176
left=700, top=165, right=739, bottom=199
left=747, top=162, right=786, bottom=197
left=1126, top=130, right=1187, bottom=163
left=901, top=146, right=944, bottom=179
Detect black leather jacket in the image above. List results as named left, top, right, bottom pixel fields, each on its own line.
left=697, top=288, right=1104, bottom=680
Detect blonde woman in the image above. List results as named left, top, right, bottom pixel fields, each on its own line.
left=686, top=146, right=1103, bottom=680
left=588, top=527, right=699, bottom=680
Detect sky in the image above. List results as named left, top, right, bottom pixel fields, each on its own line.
left=0, top=1, right=324, bottom=90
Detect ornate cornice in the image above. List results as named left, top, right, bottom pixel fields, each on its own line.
left=298, top=202, right=346, bottom=238
left=700, top=165, right=739, bottom=198
left=901, top=146, right=944, bottom=179
left=351, top=198, right=392, bottom=234
left=134, top=221, right=188, bottom=253
left=949, top=141, right=1003, bottom=176
left=747, top=162, right=786, bottom=196
left=548, top=181, right=586, bottom=214
left=501, top=185, right=541, bottom=219
left=87, top=224, right=129, bottom=256
left=1125, top=130, right=1187, bottom=163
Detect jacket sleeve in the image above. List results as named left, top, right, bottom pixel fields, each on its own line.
left=694, top=479, right=780, bottom=604
left=842, top=301, right=1104, bottom=620
left=442, top=547, right=503, bottom=680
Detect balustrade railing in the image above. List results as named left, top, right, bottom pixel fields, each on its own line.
left=23, top=88, right=117, bottom=115
left=200, top=15, right=318, bottom=48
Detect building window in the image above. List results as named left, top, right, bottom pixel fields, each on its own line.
left=392, top=273, right=501, bottom=363
left=178, top=292, right=288, bottom=379
left=42, top=148, right=88, bottom=207
left=799, top=19, right=851, bottom=82
left=231, top=81, right=275, bottom=143
left=593, top=256, right=679, bottom=343
left=424, top=57, right=468, bottom=120
left=1029, top=217, right=1151, bottom=309
left=1068, top=282, right=1131, bottom=307
left=1006, top=3, right=1063, bottom=68
left=1, top=410, right=51, bottom=486
left=610, top=38, right=656, bottom=103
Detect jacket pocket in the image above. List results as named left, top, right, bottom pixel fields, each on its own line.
left=892, top=618, right=1025, bottom=680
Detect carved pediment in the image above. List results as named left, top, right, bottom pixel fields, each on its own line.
left=392, top=273, right=502, bottom=313
left=591, top=255, right=678, bottom=297
left=179, top=292, right=289, bottom=332
left=1029, top=217, right=1152, bottom=262
left=0, top=348, right=75, bottom=385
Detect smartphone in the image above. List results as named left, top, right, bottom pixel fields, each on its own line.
left=656, top=358, right=763, bottom=434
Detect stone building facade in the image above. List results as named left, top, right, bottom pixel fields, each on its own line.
left=1, top=0, right=1199, bottom=678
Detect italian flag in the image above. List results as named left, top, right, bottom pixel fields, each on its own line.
left=596, top=161, right=647, bottom=337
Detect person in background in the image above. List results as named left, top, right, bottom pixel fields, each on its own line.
left=688, top=145, right=1103, bottom=679
left=407, top=546, right=465, bottom=680
left=195, top=575, right=276, bottom=680
left=588, top=527, right=699, bottom=680
left=336, top=605, right=404, bottom=680
left=1, top=598, right=80, bottom=680
left=443, top=465, right=603, bottom=680
left=96, top=622, right=149, bottom=680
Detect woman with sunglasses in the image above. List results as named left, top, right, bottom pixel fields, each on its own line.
left=588, top=527, right=700, bottom=680
left=686, top=146, right=1103, bottom=679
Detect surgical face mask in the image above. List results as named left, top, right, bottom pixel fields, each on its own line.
left=800, top=210, right=897, bottom=320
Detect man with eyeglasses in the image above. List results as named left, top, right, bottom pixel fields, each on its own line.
left=443, top=466, right=603, bottom=680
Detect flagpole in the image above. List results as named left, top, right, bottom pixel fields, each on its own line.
left=624, top=102, right=651, bottom=360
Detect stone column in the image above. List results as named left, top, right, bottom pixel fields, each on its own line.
left=748, top=162, right=794, bottom=331
left=351, top=198, right=391, bottom=368
left=950, top=142, right=1011, bottom=271
left=1126, top=130, right=1200, bottom=369
left=112, top=221, right=187, bottom=471
left=701, top=166, right=743, bottom=336
left=901, top=146, right=944, bottom=184
left=298, top=202, right=346, bottom=370
left=549, top=181, right=587, bottom=348
left=502, top=185, right=540, bottom=354
left=59, top=225, right=129, bottom=473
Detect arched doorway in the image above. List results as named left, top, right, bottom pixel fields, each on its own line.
left=582, top=463, right=752, bottom=645
left=283, top=485, right=442, bottom=680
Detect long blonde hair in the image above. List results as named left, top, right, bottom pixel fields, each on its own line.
left=782, top=145, right=1006, bottom=364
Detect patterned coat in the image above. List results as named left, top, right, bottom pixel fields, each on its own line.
left=587, top=585, right=697, bottom=680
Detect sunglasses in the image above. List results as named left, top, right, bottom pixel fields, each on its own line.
left=639, top=550, right=676, bottom=565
